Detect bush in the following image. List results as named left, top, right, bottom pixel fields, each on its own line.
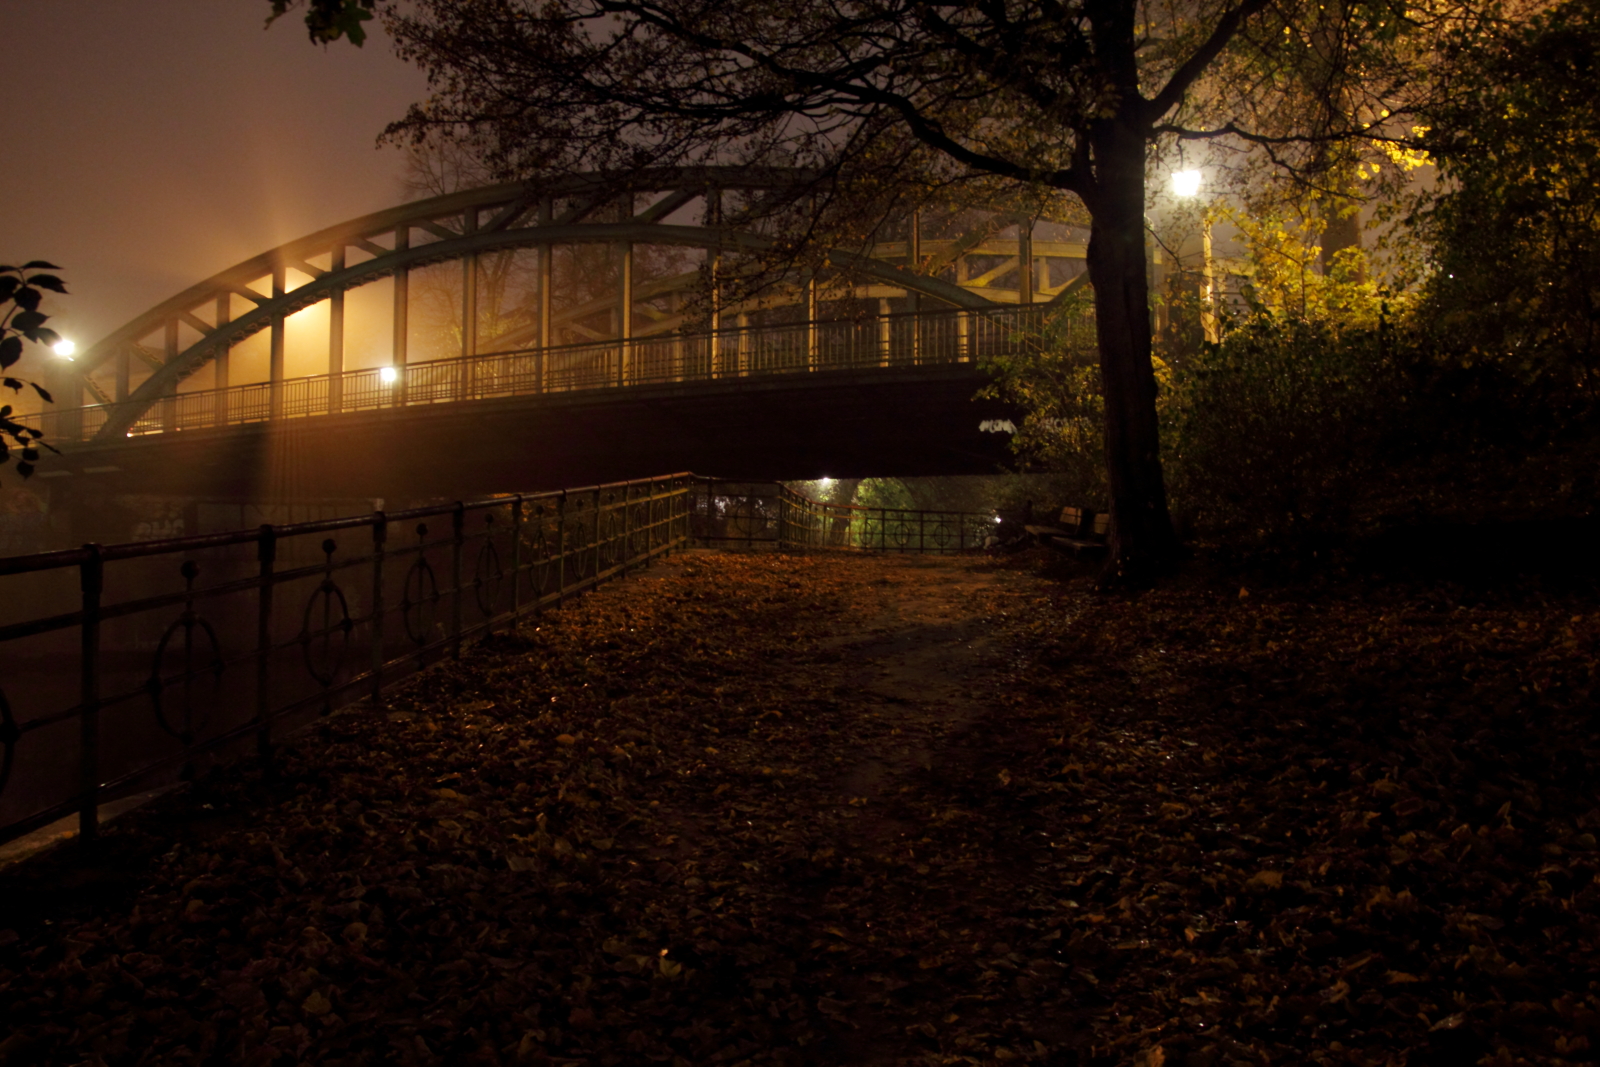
left=1163, top=307, right=1404, bottom=545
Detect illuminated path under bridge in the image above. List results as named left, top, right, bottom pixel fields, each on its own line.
left=41, top=169, right=1088, bottom=499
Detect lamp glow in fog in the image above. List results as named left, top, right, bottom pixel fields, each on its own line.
left=380, top=366, right=399, bottom=384
left=1172, top=170, right=1203, bottom=198
left=52, top=339, right=76, bottom=358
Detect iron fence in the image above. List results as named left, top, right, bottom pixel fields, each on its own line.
left=0, top=474, right=696, bottom=850
left=43, top=305, right=1062, bottom=444
left=0, top=474, right=994, bottom=851
left=696, top=481, right=994, bottom=554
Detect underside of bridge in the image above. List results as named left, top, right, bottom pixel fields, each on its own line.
left=48, top=364, right=1015, bottom=502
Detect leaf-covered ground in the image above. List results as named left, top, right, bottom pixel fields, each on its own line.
left=2, top=550, right=1598, bottom=1066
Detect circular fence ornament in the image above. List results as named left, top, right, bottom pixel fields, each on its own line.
left=301, top=538, right=354, bottom=689
left=601, top=498, right=624, bottom=569
left=148, top=560, right=225, bottom=745
left=401, top=523, right=441, bottom=645
left=727, top=491, right=765, bottom=541
left=527, top=505, right=554, bottom=596
left=569, top=498, right=594, bottom=579
left=475, top=513, right=505, bottom=617
left=929, top=517, right=956, bottom=551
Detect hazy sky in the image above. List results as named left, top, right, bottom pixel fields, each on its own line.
left=0, top=1, right=429, bottom=349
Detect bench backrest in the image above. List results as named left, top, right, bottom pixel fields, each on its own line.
left=1058, top=506, right=1111, bottom=539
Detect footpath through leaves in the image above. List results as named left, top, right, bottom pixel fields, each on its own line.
left=1, top=551, right=1598, bottom=1065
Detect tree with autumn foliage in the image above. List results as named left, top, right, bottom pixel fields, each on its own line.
left=271, top=0, right=1457, bottom=580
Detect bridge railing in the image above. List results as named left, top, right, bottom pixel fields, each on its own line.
left=0, top=474, right=994, bottom=852
left=44, top=305, right=1060, bottom=444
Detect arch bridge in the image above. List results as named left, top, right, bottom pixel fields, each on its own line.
left=43, top=168, right=1092, bottom=499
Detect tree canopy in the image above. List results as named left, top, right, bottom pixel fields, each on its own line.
left=273, top=0, right=1460, bottom=579
left=1418, top=0, right=1600, bottom=407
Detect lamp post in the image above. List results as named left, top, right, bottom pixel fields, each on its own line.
left=1172, top=170, right=1218, bottom=344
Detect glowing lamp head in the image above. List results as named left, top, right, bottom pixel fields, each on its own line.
left=819, top=477, right=833, bottom=488
left=379, top=365, right=399, bottom=384
left=1172, top=170, right=1203, bottom=198
left=52, top=339, right=76, bottom=358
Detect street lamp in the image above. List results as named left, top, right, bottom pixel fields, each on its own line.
left=51, top=339, right=76, bottom=359
left=379, top=365, right=399, bottom=384
left=1172, top=170, right=1218, bottom=344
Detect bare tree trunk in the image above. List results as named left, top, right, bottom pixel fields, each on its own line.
left=1086, top=121, right=1179, bottom=581
left=1319, top=202, right=1364, bottom=280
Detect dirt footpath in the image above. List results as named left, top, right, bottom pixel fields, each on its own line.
left=4, top=550, right=1599, bottom=1067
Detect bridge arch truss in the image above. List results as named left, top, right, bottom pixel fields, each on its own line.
left=52, top=167, right=1092, bottom=446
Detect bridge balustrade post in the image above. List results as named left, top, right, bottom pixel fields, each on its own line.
left=878, top=299, right=891, bottom=368
left=1020, top=224, right=1035, bottom=306
left=909, top=211, right=921, bottom=365
left=77, top=544, right=103, bottom=844
left=214, top=294, right=232, bottom=427
left=270, top=265, right=286, bottom=420
left=163, top=319, right=179, bottom=433
left=618, top=240, right=633, bottom=387
left=392, top=226, right=409, bottom=410
left=806, top=276, right=819, bottom=371
left=329, top=247, right=346, bottom=416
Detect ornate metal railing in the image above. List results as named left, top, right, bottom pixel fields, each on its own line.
left=0, top=474, right=696, bottom=849
left=43, top=305, right=1058, bottom=445
left=0, top=475, right=994, bottom=851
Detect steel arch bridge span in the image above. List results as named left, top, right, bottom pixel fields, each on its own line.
left=55, top=167, right=1088, bottom=448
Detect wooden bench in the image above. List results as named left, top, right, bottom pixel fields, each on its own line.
left=1025, top=505, right=1111, bottom=557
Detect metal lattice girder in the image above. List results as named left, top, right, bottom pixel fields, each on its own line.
left=71, top=167, right=1086, bottom=445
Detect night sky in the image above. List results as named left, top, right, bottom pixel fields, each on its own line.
left=0, top=1, right=427, bottom=353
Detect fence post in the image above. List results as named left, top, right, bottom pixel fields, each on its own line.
left=623, top=483, right=635, bottom=574
left=451, top=502, right=465, bottom=658
left=556, top=492, right=567, bottom=605
left=919, top=510, right=926, bottom=555
left=370, top=511, right=387, bottom=706
left=77, top=544, right=103, bottom=844
left=593, top=486, right=604, bottom=580
left=255, top=525, right=277, bottom=760
left=510, top=495, right=523, bottom=622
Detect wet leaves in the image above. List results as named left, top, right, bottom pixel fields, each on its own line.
left=1, top=553, right=1597, bottom=1065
